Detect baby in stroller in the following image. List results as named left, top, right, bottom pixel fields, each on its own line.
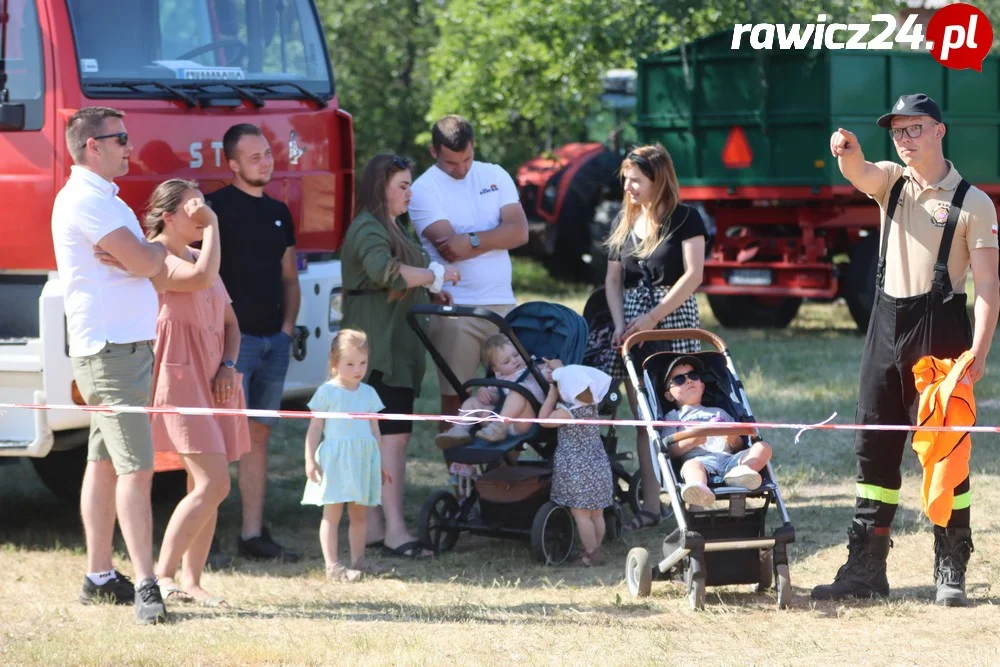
left=658, top=355, right=773, bottom=507
left=435, top=333, right=547, bottom=448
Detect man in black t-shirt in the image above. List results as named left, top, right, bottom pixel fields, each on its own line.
left=206, top=123, right=301, bottom=564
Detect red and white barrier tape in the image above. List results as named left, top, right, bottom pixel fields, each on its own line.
left=0, top=402, right=997, bottom=437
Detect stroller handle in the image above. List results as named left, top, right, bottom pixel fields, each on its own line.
left=621, top=328, right=728, bottom=356
left=406, top=303, right=551, bottom=400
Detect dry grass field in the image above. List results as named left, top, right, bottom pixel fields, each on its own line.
left=2, top=261, right=999, bottom=665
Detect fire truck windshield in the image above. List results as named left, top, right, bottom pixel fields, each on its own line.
left=1, top=0, right=44, bottom=129
left=67, top=0, right=333, bottom=101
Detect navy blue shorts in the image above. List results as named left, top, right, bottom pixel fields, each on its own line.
left=236, top=331, right=292, bottom=427
left=368, top=370, right=415, bottom=436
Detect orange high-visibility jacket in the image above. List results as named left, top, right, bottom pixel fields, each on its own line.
left=911, top=351, right=976, bottom=527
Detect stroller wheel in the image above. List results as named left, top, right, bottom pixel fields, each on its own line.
left=775, top=563, right=792, bottom=610
left=688, top=578, right=706, bottom=611
left=684, top=556, right=707, bottom=611
left=626, top=547, right=653, bottom=598
left=752, top=549, right=774, bottom=593
left=418, top=490, right=462, bottom=554
left=530, top=501, right=575, bottom=565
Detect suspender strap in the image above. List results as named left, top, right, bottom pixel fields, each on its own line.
left=931, top=179, right=971, bottom=299
left=876, top=176, right=907, bottom=290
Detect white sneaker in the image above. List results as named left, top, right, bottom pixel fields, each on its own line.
left=680, top=483, right=716, bottom=507
left=477, top=422, right=508, bottom=442
left=723, top=465, right=762, bottom=491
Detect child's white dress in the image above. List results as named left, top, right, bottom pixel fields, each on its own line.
left=301, top=381, right=384, bottom=507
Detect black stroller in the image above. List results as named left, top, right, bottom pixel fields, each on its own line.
left=407, top=301, right=624, bottom=564
left=619, top=328, right=795, bottom=609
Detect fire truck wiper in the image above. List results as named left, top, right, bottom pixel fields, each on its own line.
left=244, top=81, right=328, bottom=109
left=196, top=82, right=266, bottom=109
left=87, top=81, right=198, bottom=108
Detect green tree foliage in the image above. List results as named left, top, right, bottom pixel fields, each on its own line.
left=316, top=0, right=1000, bottom=173
left=315, top=0, right=439, bottom=169
left=426, top=0, right=903, bottom=171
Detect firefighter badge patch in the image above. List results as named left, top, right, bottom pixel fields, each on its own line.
left=930, top=204, right=950, bottom=227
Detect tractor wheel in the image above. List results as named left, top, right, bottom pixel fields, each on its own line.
left=707, top=295, right=802, bottom=329
left=844, top=234, right=878, bottom=334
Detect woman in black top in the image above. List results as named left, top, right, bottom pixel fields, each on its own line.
left=604, top=143, right=707, bottom=530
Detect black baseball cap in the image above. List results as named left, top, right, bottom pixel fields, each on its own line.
left=662, top=355, right=704, bottom=386
left=877, top=93, right=943, bottom=128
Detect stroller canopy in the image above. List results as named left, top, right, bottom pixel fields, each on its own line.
left=506, top=302, right=589, bottom=366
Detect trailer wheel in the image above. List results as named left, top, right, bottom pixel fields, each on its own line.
left=707, top=295, right=802, bottom=329
left=843, top=234, right=878, bottom=334
left=30, top=430, right=89, bottom=501
left=31, top=431, right=187, bottom=505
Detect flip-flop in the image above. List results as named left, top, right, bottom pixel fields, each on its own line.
left=624, top=510, right=661, bottom=532
left=352, top=559, right=392, bottom=575
left=193, top=596, right=228, bottom=608
left=160, top=584, right=194, bottom=603
left=381, top=540, right=434, bottom=560
left=326, top=563, right=363, bottom=582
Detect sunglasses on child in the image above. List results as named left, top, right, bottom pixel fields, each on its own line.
left=90, top=132, right=129, bottom=146
left=667, top=371, right=701, bottom=387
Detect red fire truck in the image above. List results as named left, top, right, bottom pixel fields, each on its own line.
left=0, top=0, right=353, bottom=498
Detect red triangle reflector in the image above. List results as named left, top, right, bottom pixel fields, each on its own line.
left=722, top=126, right=753, bottom=169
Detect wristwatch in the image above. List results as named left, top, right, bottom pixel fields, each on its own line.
left=222, top=360, right=235, bottom=369
left=468, top=232, right=481, bottom=249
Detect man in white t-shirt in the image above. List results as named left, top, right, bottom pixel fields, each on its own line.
left=409, top=115, right=529, bottom=419
left=51, top=107, right=168, bottom=624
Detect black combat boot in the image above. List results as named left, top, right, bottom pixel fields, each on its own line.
left=811, top=519, right=891, bottom=600
left=934, top=526, right=974, bottom=607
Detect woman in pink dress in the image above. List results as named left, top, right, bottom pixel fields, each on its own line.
left=145, top=179, right=250, bottom=605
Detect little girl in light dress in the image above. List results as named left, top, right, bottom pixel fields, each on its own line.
left=302, top=329, right=390, bottom=581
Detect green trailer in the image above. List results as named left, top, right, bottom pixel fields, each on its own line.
left=635, top=31, right=1000, bottom=329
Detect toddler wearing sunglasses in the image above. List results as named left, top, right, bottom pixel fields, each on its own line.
left=658, top=355, right=772, bottom=507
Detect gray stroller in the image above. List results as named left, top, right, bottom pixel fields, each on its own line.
left=619, top=328, right=795, bottom=610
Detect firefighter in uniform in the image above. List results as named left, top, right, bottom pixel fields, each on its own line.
left=812, top=94, right=999, bottom=606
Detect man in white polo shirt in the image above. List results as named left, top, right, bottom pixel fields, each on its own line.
left=51, top=107, right=168, bottom=625
left=409, top=115, right=529, bottom=420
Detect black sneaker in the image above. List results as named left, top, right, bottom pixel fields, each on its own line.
left=205, top=536, right=233, bottom=571
left=134, top=578, right=167, bottom=625
left=79, top=572, right=135, bottom=605
left=237, top=526, right=300, bottom=563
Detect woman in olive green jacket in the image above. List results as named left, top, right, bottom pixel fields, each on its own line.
left=340, top=154, right=460, bottom=560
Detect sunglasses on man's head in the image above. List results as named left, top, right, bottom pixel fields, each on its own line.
left=667, top=371, right=701, bottom=387
left=90, top=132, right=129, bottom=146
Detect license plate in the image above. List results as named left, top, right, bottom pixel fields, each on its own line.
left=727, top=269, right=773, bottom=286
